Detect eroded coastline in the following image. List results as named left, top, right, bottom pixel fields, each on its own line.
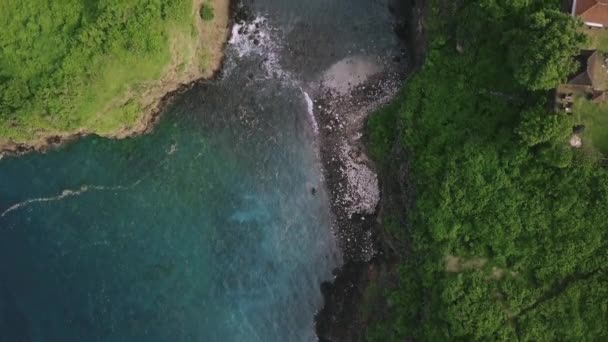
left=1, top=1, right=414, bottom=340
left=315, top=0, right=427, bottom=340
left=0, top=3, right=338, bottom=339
left=0, top=0, right=232, bottom=156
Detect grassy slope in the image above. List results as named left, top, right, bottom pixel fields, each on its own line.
left=573, top=27, right=608, bottom=153
left=584, top=27, right=608, bottom=52
left=574, top=99, right=608, bottom=154
left=366, top=1, right=608, bottom=340
left=0, top=0, right=218, bottom=144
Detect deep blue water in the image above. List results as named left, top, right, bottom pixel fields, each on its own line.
left=0, top=76, right=337, bottom=342
left=0, top=1, right=402, bottom=341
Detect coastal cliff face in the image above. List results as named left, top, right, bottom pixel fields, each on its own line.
left=315, top=0, right=427, bottom=340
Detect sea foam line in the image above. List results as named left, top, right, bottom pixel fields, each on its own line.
left=228, top=15, right=321, bottom=136
left=1, top=180, right=141, bottom=218
left=302, top=90, right=319, bottom=135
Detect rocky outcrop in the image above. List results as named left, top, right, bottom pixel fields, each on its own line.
left=315, top=0, right=428, bottom=340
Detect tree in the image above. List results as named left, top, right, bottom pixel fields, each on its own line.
left=200, top=4, right=214, bottom=21
left=539, top=143, right=573, bottom=168
left=506, top=9, right=586, bottom=91
left=516, top=107, right=572, bottom=146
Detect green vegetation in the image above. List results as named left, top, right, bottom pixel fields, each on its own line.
left=574, top=99, right=608, bottom=154
left=584, top=28, right=608, bottom=52
left=506, top=9, right=585, bottom=90
left=0, top=0, right=202, bottom=143
left=367, top=96, right=401, bottom=165
left=367, top=0, right=608, bottom=340
left=200, top=3, right=215, bottom=21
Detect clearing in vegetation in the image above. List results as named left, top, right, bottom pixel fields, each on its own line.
left=574, top=99, right=608, bottom=154
left=583, top=27, right=608, bottom=52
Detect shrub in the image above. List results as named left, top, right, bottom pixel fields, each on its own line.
left=200, top=4, right=214, bottom=21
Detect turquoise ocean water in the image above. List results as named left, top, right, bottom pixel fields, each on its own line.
left=0, top=78, right=336, bottom=341
left=0, top=0, right=402, bottom=340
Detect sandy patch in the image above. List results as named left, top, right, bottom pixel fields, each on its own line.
left=321, top=56, right=384, bottom=96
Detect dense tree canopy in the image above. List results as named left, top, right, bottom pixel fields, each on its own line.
left=367, top=0, right=608, bottom=340
left=516, top=107, right=571, bottom=147
left=506, top=9, right=586, bottom=90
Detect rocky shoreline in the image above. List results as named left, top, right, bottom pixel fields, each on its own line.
left=0, top=0, right=234, bottom=157
left=1, top=77, right=203, bottom=157
left=315, top=0, right=428, bottom=340
left=1, top=0, right=427, bottom=339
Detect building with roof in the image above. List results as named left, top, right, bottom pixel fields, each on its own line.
left=569, top=50, right=608, bottom=90
left=555, top=50, right=608, bottom=111
left=572, top=0, right=608, bottom=27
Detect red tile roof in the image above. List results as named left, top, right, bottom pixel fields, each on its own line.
left=575, top=0, right=608, bottom=26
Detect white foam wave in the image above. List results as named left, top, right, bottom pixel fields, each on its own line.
left=1, top=180, right=141, bottom=218
left=229, top=17, right=269, bottom=57
left=228, top=17, right=285, bottom=78
left=302, top=91, right=319, bottom=135
left=228, top=16, right=320, bottom=136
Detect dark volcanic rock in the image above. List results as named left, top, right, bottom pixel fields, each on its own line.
left=316, top=262, right=369, bottom=342
left=315, top=0, right=427, bottom=340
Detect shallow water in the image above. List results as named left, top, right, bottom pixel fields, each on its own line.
left=0, top=1, right=403, bottom=341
